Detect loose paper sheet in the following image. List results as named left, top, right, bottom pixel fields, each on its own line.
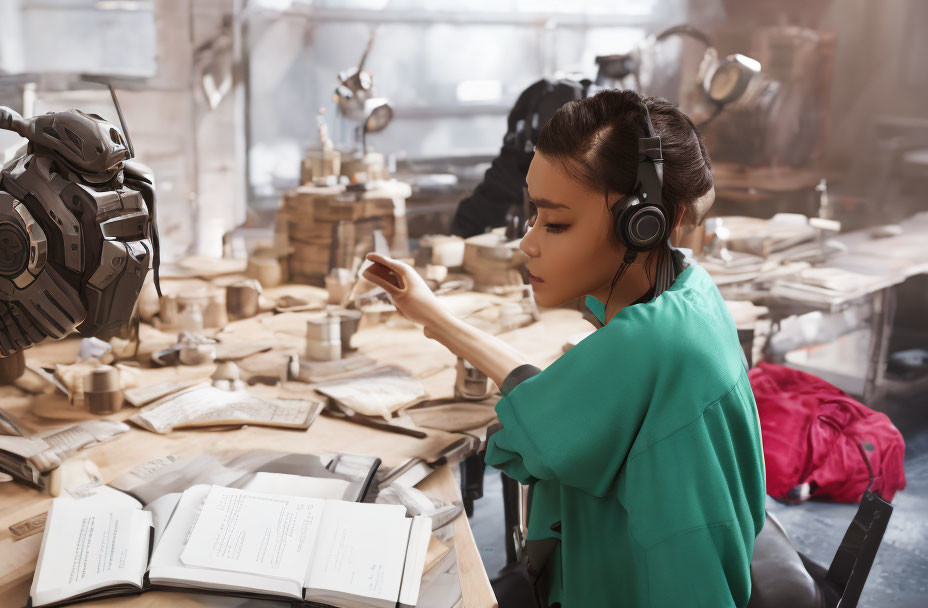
left=314, top=367, right=426, bottom=418
left=130, top=385, right=322, bottom=433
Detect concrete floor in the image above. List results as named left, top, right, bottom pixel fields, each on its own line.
left=468, top=387, right=928, bottom=606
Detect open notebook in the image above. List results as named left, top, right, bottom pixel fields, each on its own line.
left=29, top=483, right=432, bottom=608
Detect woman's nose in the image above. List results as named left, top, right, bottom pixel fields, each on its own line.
left=519, top=225, right=539, bottom=257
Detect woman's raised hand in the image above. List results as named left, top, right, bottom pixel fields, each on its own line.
left=361, top=253, right=446, bottom=328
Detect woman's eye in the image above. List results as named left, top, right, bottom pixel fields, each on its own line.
left=546, top=223, right=569, bottom=233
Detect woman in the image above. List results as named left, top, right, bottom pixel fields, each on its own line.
left=362, top=89, right=766, bottom=608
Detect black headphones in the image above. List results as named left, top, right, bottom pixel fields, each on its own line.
left=611, top=100, right=668, bottom=263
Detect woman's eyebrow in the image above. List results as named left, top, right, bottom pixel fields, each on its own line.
left=527, top=195, right=570, bottom=210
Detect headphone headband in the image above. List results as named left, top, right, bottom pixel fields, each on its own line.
left=613, top=98, right=667, bottom=252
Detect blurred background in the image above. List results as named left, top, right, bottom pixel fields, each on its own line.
left=1, top=1, right=926, bottom=606
left=2, top=0, right=925, bottom=259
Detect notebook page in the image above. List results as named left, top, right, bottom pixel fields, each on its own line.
left=148, top=485, right=302, bottom=598
left=30, top=500, right=151, bottom=607
left=243, top=472, right=352, bottom=500
left=179, top=485, right=324, bottom=587
left=304, top=501, right=410, bottom=606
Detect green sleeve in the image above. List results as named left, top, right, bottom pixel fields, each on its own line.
left=484, top=315, right=652, bottom=497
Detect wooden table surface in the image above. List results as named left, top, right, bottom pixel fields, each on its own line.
left=0, top=291, right=590, bottom=608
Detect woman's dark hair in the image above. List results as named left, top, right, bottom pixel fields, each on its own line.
left=535, top=89, right=713, bottom=231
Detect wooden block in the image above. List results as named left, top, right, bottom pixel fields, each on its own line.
left=287, top=221, right=337, bottom=241
left=289, top=241, right=333, bottom=262
left=301, top=148, right=341, bottom=184
left=315, top=200, right=381, bottom=222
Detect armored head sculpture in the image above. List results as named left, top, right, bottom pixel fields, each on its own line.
left=0, top=105, right=160, bottom=357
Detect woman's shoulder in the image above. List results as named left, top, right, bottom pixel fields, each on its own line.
left=592, top=263, right=743, bottom=376
left=608, top=264, right=721, bottom=334
left=564, top=263, right=739, bottom=374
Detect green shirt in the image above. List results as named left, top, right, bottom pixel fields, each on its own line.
left=485, top=263, right=766, bottom=607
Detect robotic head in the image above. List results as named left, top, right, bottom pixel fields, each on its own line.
left=0, top=105, right=160, bottom=358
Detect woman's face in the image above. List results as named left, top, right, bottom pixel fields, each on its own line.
left=521, top=151, right=627, bottom=308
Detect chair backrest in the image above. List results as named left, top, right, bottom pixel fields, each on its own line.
left=826, top=489, right=894, bottom=608
left=747, top=511, right=826, bottom=608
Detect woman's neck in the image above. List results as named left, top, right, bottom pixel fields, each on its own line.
left=592, top=256, right=658, bottom=324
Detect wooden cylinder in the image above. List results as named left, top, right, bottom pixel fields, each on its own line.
left=226, top=281, right=261, bottom=321
left=83, top=366, right=124, bottom=415
left=337, top=309, right=362, bottom=354
left=246, top=256, right=283, bottom=288
left=306, top=314, right=341, bottom=361
left=454, top=357, right=489, bottom=401
left=159, top=293, right=179, bottom=330
left=202, top=289, right=228, bottom=328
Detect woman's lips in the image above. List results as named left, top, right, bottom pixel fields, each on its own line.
left=528, top=271, right=544, bottom=283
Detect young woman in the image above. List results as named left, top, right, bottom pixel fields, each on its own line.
left=362, top=89, right=766, bottom=608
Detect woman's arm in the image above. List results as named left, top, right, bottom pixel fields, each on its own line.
left=361, top=253, right=529, bottom=387
left=422, top=307, right=529, bottom=389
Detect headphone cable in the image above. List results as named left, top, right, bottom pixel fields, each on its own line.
left=603, top=249, right=638, bottom=318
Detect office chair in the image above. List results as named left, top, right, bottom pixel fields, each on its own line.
left=500, top=475, right=893, bottom=608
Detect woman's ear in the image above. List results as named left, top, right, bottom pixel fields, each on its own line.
left=691, top=186, right=715, bottom=226
left=673, top=201, right=687, bottom=231
left=670, top=186, right=715, bottom=249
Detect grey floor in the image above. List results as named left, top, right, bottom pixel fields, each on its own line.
left=467, top=387, right=928, bottom=606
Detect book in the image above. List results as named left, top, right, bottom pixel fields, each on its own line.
left=129, top=384, right=325, bottom=434
left=29, top=483, right=432, bottom=608
left=0, top=421, right=130, bottom=489
left=108, top=451, right=381, bottom=510
left=0, top=435, right=47, bottom=488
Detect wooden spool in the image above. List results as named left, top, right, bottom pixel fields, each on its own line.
left=226, top=280, right=261, bottom=321
left=83, top=366, right=124, bottom=415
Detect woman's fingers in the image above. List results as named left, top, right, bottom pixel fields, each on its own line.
left=365, top=252, right=401, bottom=272
left=369, top=260, right=405, bottom=289
left=361, top=266, right=400, bottom=294
left=364, top=253, right=407, bottom=289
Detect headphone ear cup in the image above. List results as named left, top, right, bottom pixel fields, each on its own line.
left=611, top=195, right=632, bottom=244
left=619, top=199, right=667, bottom=250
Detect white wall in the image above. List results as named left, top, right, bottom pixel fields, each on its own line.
left=242, top=0, right=690, bottom=203
left=0, top=0, right=246, bottom=261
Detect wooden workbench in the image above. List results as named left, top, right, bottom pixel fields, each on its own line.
left=0, top=292, right=591, bottom=608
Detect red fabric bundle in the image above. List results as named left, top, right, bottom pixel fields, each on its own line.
left=748, top=362, right=906, bottom=503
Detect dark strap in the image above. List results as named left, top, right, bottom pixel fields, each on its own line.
left=500, top=363, right=542, bottom=396
left=481, top=363, right=542, bottom=454
left=520, top=536, right=561, bottom=608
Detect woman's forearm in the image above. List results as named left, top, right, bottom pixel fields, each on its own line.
left=424, top=308, right=529, bottom=388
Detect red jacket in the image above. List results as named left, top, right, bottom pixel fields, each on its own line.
left=748, top=362, right=906, bottom=503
